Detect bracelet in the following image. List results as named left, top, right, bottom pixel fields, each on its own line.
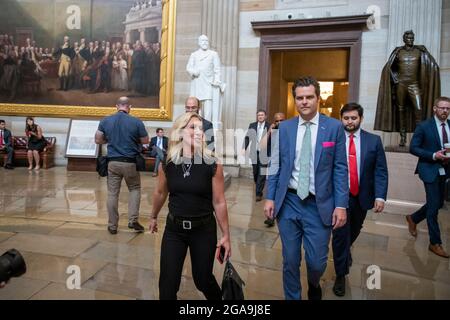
left=151, top=215, right=158, bottom=219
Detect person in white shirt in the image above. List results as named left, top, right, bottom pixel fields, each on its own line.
left=407, top=96, right=450, bottom=259
left=242, top=110, right=270, bottom=202
left=332, top=103, right=388, bottom=297
left=149, top=128, right=168, bottom=177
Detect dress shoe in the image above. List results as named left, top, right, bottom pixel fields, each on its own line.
left=405, top=215, right=417, bottom=237
left=107, top=227, right=117, bottom=235
left=428, top=244, right=450, bottom=258
left=255, top=195, right=263, bottom=202
left=333, top=276, right=346, bottom=297
left=4, top=164, right=14, bottom=170
left=152, top=172, right=158, bottom=177
left=307, top=283, right=322, bottom=300
left=264, top=218, right=275, bottom=227
left=128, top=221, right=145, bottom=232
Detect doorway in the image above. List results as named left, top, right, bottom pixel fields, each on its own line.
left=270, top=48, right=350, bottom=120
left=252, top=14, right=370, bottom=121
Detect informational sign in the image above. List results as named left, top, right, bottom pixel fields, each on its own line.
left=65, top=120, right=100, bottom=158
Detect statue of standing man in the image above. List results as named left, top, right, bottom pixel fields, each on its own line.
left=186, top=35, right=225, bottom=127
left=374, top=30, right=441, bottom=147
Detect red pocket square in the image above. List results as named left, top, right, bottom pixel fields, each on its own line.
left=322, top=142, right=335, bottom=148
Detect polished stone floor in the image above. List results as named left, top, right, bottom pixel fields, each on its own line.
left=0, top=167, right=449, bottom=300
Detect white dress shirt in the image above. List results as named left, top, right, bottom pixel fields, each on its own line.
left=257, top=122, right=265, bottom=151
left=346, top=128, right=385, bottom=202
left=289, top=112, right=320, bottom=194
left=434, top=115, right=450, bottom=149
left=345, top=129, right=361, bottom=185
left=433, top=115, right=449, bottom=176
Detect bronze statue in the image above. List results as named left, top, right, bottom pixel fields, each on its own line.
left=374, top=30, right=441, bottom=147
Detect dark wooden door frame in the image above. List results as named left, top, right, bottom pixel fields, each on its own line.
left=251, top=15, right=371, bottom=112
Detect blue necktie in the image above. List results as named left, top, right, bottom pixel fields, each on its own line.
left=297, top=122, right=311, bottom=200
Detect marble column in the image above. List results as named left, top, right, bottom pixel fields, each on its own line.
left=139, top=28, right=146, bottom=43
left=125, top=31, right=131, bottom=44
left=382, top=0, right=442, bottom=147
left=201, top=0, right=239, bottom=157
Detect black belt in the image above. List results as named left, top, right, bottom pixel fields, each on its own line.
left=167, top=213, right=214, bottom=230
left=288, top=188, right=315, bottom=199
left=108, top=157, right=136, bottom=163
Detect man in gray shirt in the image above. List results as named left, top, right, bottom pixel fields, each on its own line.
left=95, top=97, right=149, bottom=234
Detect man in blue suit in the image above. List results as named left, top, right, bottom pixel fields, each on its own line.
left=149, top=128, right=168, bottom=177
left=332, top=103, right=388, bottom=296
left=264, top=76, right=348, bottom=300
left=406, top=96, right=450, bottom=258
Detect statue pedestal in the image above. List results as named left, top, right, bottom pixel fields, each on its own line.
left=385, top=151, right=425, bottom=204
left=385, top=145, right=410, bottom=153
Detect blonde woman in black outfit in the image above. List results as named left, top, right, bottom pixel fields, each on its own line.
left=149, top=112, right=231, bottom=300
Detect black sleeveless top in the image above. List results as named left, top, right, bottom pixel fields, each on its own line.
left=164, top=158, right=217, bottom=217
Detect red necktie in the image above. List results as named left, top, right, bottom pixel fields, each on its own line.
left=349, top=134, right=359, bottom=196
left=0, top=130, right=3, bottom=148
left=442, top=123, right=448, bottom=145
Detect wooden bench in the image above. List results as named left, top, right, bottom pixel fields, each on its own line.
left=0, top=136, right=56, bottom=169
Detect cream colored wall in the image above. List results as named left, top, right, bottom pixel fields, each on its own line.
left=236, top=0, right=391, bottom=132
left=3, top=0, right=449, bottom=166
left=441, top=0, right=450, bottom=95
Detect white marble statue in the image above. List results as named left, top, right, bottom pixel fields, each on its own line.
left=186, top=35, right=225, bottom=127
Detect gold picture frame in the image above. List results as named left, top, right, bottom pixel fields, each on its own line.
left=0, top=0, right=176, bottom=120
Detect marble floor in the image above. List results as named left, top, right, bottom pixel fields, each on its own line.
left=0, top=167, right=449, bottom=300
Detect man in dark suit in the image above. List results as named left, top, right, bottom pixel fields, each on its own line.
left=264, top=77, right=348, bottom=300
left=149, top=128, right=168, bottom=177
left=406, top=96, right=450, bottom=258
left=184, top=96, right=215, bottom=150
left=0, top=119, right=14, bottom=169
left=332, top=103, right=388, bottom=296
left=242, top=110, right=271, bottom=202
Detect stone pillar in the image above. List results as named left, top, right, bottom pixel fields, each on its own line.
left=201, top=0, right=239, bottom=157
left=382, top=0, right=443, bottom=147
left=125, top=30, right=131, bottom=44
left=139, top=28, right=146, bottom=43
left=157, top=27, right=161, bottom=42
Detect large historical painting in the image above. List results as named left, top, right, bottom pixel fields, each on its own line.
left=0, top=0, right=176, bottom=120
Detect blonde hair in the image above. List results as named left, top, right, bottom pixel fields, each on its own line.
left=167, top=112, right=214, bottom=164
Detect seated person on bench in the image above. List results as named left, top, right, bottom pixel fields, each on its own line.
left=149, top=128, right=168, bottom=177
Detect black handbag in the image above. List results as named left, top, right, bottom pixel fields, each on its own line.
left=445, top=178, right=450, bottom=202
left=136, top=154, right=146, bottom=171
left=96, top=156, right=108, bottom=177
left=221, top=260, right=245, bottom=300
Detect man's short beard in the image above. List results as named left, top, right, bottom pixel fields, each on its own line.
left=344, top=123, right=360, bottom=133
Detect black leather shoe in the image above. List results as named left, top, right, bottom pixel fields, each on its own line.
left=255, top=195, right=263, bottom=202
left=264, top=218, right=275, bottom=227
left=4, top=164, right=14, bottom=170
left=307, top=283, right=322, bottom=300
left=333, top=276, right=346, bottom=297
left=107, top=227, right=117, bottom=235
left=128, top=221, right=145, bottom=232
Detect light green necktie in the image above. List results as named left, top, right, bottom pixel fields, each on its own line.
left=297, top=122, right=311, bottom=200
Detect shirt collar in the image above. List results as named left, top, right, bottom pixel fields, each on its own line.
left=435, top=115, right=448, bottom=126
left=298, top=112, right=320, bottom=127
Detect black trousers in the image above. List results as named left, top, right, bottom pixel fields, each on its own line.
left=332, top=195, right=367, bottom=277
left=252, top=151, right=267, bottom=197
left=411, top=175, right=446, bottom=245
left=159, top=215, right=222, bottom=300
